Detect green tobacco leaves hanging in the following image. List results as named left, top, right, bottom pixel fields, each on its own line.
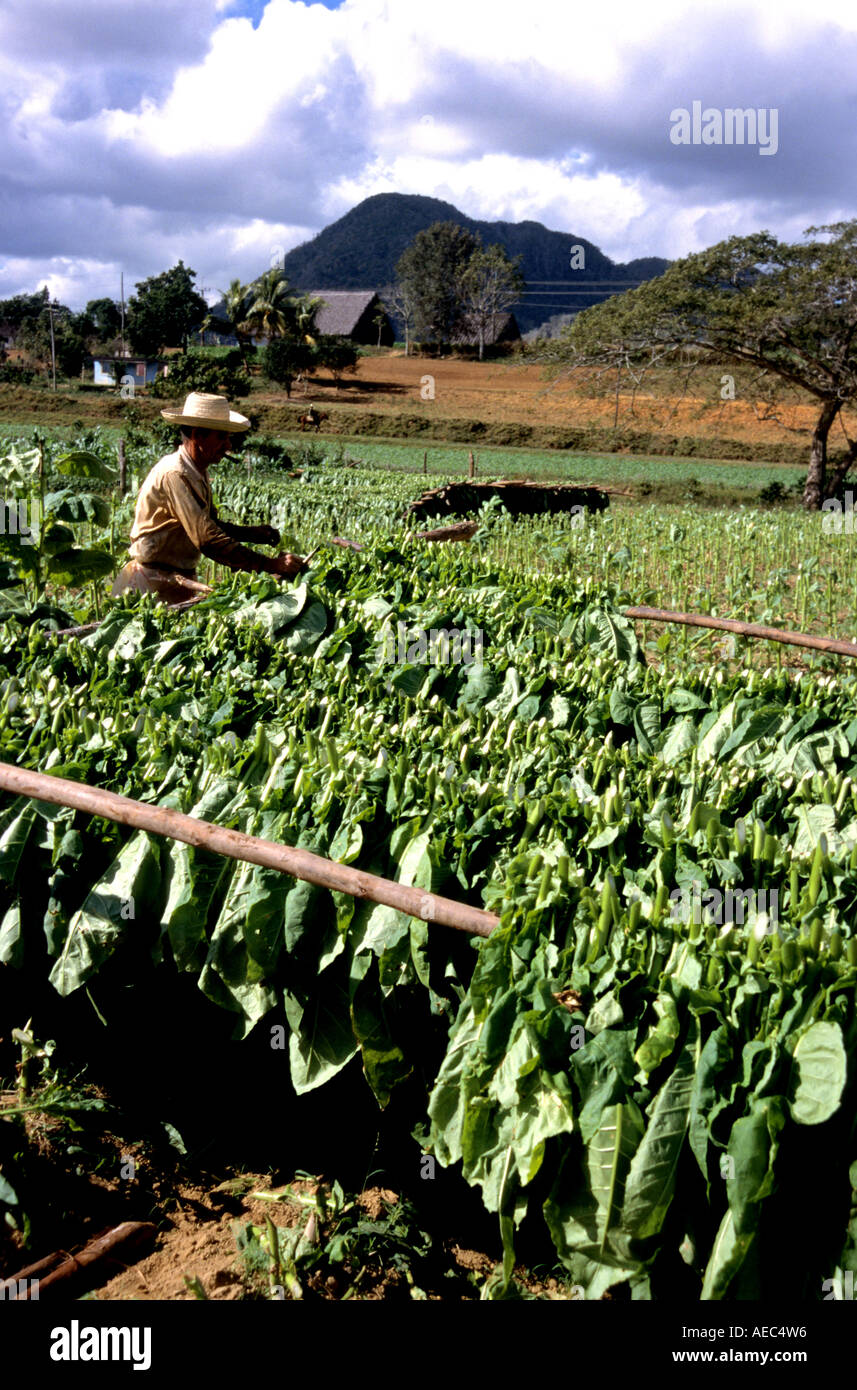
left=565, top=606, right=642, bottom=668
left=52, top=449, right=117, bottom=482
left=634, top=993, right=681, bottom=1075
left=0, top=799, right=37, bottom=887
left=197, top=809, right=290, bottom=1035
left=788, top=1021, right=847, bottom=1125
left=545, top=1102, right=645, bottom=1271
left=44, top=490, right=112, bottom=527
left=161, top=780, right=240, bottom=970
left=0, top=901, right=23, bottom=968
left=285, top=955, right=359, bottom=1094
left=700, top=1209, right=755, bottom=1301
left=571, top=1028, right=638, bottom=1144
left=623, top=1035, right=696, bottom=1241
left=49, top=831, right=163, bottom=996
left=700, top=1098, right=785, bottom=1300
left=6, top=495, right=857, bottom=1299
left=46, top=548, right=114, bottom=586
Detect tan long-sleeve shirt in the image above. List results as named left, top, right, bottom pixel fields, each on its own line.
left=129, top=447, right=272, bottom=573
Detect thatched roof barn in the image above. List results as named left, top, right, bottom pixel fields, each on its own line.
left=308, top=290, right=394, bottom=345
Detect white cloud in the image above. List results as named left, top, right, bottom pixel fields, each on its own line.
left=2, top=0, right=857, bottom=308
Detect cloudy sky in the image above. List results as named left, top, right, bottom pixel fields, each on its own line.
left=2, top=0, right=856, bottom=311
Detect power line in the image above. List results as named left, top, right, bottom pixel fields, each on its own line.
left=517, top=291, right=639, bottom=297
left=515, top=304, right=586, bottom=312
left=523, top=280, right=649, bottom=286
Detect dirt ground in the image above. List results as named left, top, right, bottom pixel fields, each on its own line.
left=281, top=354, right=835, bottom=449
left=9, top=1166, right=571, bottom=1302
left=0, top=353, right=839, bottom=458
left=0, top=1091, right=574, bottom=1301
left=93, top=1177, right=399, bottom=1302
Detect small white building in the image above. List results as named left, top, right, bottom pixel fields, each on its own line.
left=92, top=356, right=160, bottom=387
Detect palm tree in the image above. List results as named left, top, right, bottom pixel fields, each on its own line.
left=294, top=294, right=323, bottom=346
left=244, top=269, right=296, bottom=342
left=204, top=279, right=253, bottom=358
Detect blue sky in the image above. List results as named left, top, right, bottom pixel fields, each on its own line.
left=227, top=0, right=345, bottom=23
left=1, top=0, right=856, bottom=313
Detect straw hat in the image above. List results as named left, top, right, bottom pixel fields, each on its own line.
left=160, top=391, right=250, bottom=433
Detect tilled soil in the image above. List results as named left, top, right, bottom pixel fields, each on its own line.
left=0, top=354, right=841, bottom=457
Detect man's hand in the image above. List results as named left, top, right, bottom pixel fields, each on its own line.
left=270, top=552, right=309, bottom=577
left=252, top=524, right=281, bottom=546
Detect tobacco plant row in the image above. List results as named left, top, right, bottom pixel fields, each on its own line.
left=0, top=452, right=856, bottom=1296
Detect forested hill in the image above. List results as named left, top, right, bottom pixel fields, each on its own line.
left=279, top=193, right=669, bottom=335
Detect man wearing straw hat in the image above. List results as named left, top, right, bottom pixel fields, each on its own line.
left=112, top=392, right=307, bottom=605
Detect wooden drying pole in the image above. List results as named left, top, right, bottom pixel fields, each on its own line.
left=624, top=606, right=857, bottom=660
left=0, top=763, right=498, bottom=938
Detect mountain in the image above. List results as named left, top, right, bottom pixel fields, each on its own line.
left=277, top=193, right=669, bottom=337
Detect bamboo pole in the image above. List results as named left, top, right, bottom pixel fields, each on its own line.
left=0, top=763, right=499, bottom=938
left=624, top=606, right=857, bottom=659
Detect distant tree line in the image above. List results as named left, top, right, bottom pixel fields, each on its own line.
left=0, top=261, right=359, bottom=394
left=0, top=226, right=524, bottom=387
left=0, top=263, right=208, bottom=380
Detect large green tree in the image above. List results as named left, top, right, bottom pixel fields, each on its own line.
left=84, top=297, right=122, bottom=343
left=0, top=288, right=50, bottom=337
left=314, top=334, right=358, bottom=387
left=12, top=297, right=87, bottom=378
left=127, top=261, right=207, bottom=355
left=394, top=222, right=481, bottom=348
left=459, top=243, right=525, bottom=360
left=548, top=222, right=857, bottom=509
left=261, top=336, right=314, bottom=397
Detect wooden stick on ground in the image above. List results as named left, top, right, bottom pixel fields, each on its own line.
left=5, top=1222, right=157, bottom=1298
left=0, top=763, right=499, bottom=938
left=624, top=606, right=857, bottom=660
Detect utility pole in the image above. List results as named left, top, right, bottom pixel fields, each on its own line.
left=48, top=303, right=57, bottom=392
left=199, top=284, right=211, bottom=345
left=120, top=271, right=126, bottom=358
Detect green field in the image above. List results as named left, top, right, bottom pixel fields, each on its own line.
left=3, top=429, right=857, bottom=1300
left=320, top=436, right=805, bottom=492
left=0, top=419, right=806, bottom=497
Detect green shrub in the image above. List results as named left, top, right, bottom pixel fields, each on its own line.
left=150, top=349, right=251, bottom=400
left=261, top=339, right=314, bottom=397
left=0, top=363, right=35, bottom=385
